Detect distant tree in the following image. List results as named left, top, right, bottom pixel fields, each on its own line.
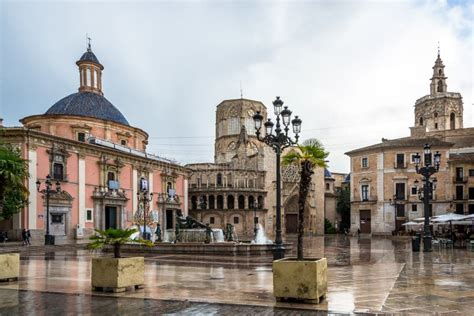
left=337, top=186, right=351, bottom=232
left=0, top=142, right=29, bottom=220
left=282, top=138, right=328, bottom=260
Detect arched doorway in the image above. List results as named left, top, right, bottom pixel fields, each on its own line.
left=450, top=112, right=456, bottom=130
left=284, top=195, right=299, bottom=234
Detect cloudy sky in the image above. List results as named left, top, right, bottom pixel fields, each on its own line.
left=1, top=0, right=472, bottom=172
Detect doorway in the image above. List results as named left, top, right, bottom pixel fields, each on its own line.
left=166, top=209, right=174, bottom=230
left=105, top=206, right=117, bottom=229
left=359, top=210, right=371, bottom=234
left=285, top=214, right=298, bottom=234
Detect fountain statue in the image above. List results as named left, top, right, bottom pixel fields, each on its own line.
left=252, top=223, right=273, bottom=244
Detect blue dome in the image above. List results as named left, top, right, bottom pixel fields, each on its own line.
left=45, top=92, right=129, bottom=125
left=77, top=50, right=103, bottom=68
left=344, top=173, right=351, bottom=182
left=324, top=168, right=332, bottom=178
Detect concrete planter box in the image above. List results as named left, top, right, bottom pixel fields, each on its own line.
left=273, top=257, right=327, bottom=304
left=91, top=257, right=144, bottom=292
left=0, top=253, right=20, bottom=281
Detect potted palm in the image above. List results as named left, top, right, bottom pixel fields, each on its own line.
left=273, top=138, right=329, bottom=304
left=88, top=228, right=152, bottom=292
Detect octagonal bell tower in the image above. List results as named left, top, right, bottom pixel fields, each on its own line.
left=413, top=50, right=463, bottom=133
left=214, top=98, right=267, bottom=164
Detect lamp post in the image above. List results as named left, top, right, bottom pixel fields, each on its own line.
left=253, top=96, right=302, bottom=260
left=36, top=175, right=62, bottom=245
left=137, top=177, right=153, bottom=240
left=413, top=144, right=441, bottom=252
left=389, top=194, right=399, bottom=234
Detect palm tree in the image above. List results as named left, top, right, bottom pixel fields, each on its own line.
left=282, top=138, right=328, bottom=260
left=0, top=143, right=29, bottom=220
left=88, top=228, right=152, bottom=258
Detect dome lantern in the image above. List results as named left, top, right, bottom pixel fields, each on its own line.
left=76, top=38, right=104, bottom=96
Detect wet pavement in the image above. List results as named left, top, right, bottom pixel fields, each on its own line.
left=0, top=235, right=473, bottom=315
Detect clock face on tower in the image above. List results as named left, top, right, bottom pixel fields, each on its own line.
left=247, top=109, right=255, bottom=117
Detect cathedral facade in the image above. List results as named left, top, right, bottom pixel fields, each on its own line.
left=187, top=98, right=325, bottom=239
left=346, top=52, right=474, bottom=235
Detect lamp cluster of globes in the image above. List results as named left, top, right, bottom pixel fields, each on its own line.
left=252, top=97, right=302, bottom=137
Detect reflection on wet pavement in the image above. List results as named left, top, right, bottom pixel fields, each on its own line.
left=0, top=235, right=473, bottom=314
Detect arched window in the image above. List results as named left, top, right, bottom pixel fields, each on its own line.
left=450, top=112, right=456, bottom=130
left=93, top=70, right=98, bottom=88
left=216, top=173, right=222, bottom=186
left=434, top=112, right=438, bottom=118
left=248, top=196, right=255, bottom=209
left=419, top=117, right=424, bottom=126
left=439, top=69, right=442, bottom=75
left=227, top=195, right=234, bottom=209
left=238, top=195, right=245, bottom=209
left=217, top=195, right=224, bottom=209
left=191, top=196, right=197, bottom=210
left=258, top=196, right=264, bottom=209
left=86, top=68, right=92, bottom=86
left=209, top=195, right=215, bottom=209
left=437, top=80, right=443, bottom=92
left=199, top=195, right=207, bottom=209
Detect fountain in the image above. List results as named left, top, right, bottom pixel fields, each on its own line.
left=114, top=212, right=290, bottom=256
left=212, top=229, right=225, bottom=242
left=252, top=223, right=273, bottom=244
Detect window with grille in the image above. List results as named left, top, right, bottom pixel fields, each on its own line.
left=361, top=185, right=369, bottom=201
left=361, top=157, right=368, bottom=168
left=77, top=132, right=85, bottom=142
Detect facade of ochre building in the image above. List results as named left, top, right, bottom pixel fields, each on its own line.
left=346, top=52, right=474, bottom=235
left=186, top=98, right=326, bottom=239
left=0, top=45, right=188, bottom=241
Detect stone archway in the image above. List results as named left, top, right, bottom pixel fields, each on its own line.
left=284, top=195, right=299, bottom=234
left=283, top=194, right=310, bottom=235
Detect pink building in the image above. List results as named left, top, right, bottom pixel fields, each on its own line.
left=1, top=44, right=189, bottom=241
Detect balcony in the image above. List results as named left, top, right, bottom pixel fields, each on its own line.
left=453, top=194, right=466, bottom=201
left=453, top=176, right=468, bottom=183
left=394, top=162, right=407, bottom=169
left=355, top=195, right=377, bottom=203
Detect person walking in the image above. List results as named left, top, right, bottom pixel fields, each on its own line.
left=21, top=229, right=27, bottom=246
left=26, top=229, right=31, bottom=246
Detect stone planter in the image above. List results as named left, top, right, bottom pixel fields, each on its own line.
left=273, top=257, right=327, bottom=304
left=91, top=257, right=144, bottom=292
left=0, top=253, right=20, bottom=282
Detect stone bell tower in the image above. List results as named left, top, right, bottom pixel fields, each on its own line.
left=214, top=98, right=267, bottom=164
left=413, top=49, right=463, bottom=134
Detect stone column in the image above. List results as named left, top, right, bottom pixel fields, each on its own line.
left=184, top=177, right=189, bottom=216
left=27, top=147, right=37, bottom=229
left=132, top=169, right=138, bottom=216
left=78, top=155, right=86, bottom=230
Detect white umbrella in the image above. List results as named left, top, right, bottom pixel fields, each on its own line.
left=402, top=221, right=423, bottom=226
left=432, top=213, right=467, bottom=222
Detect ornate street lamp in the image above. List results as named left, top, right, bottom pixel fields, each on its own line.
left=36, top=175, right=62, bottom=245
left=413, top=144, right=441, bottom=252
left=389, top=194, right=399, bottom=233
left=137, top=177, right=153, bottom=240
left=253, top=96, right=301, bottom=260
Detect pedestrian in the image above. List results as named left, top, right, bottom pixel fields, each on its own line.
left=26, top=229, right=31, bottom=246
left=357, top=227, right=361, bottom=238
left=21, top=229, right=27, bottom=246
